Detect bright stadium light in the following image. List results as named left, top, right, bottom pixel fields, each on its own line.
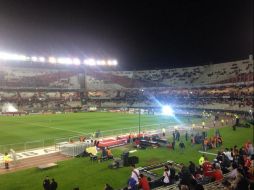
left=38, top=57, right=45, bottom=62
left=107, top=59, right=118, bottom=66
left=84, top=58, right=96, bottom=65
left=112, top=60, right=118, bottom=66
left=48, top=57, right=57, bottom=63
left=162, top=105, right=174, bottom=116
left=97, top=60, right=106, bottom=65
left=0, top=52, right=28, bottom=61
left=57, top=57, right=73, bottom=64
left=0, top=51, right=118, bottom=66
left=31, top=56, right=38, bottom=62
left=72, top=58, right=81, bottom=65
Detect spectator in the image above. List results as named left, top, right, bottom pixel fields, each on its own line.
left=179, top=141, right=185, bottom=153
left=162, top=165, right=170, bottom=186
left=139, top=174, right=150, bottom=190
left=168, top=163, right=176, bottom=183
left=50, top=178, right=58, bottom=190
left=179, top=163, right=192, bottom=186
left=43, top=176, right=50, bottom=190
left=127, top=177, right=137, bottom=190
left=202, top=157, right=213, bottom=177
left=106, top=148, right=113, bottom=159
left=185, top=131, right=188, bottom=141
left=198, top=155, right=205, bottom=166
left=212, top=164, right=223, bottom=181
left=172, top=141, right=175, bottom=150
left=188, top=161, right=196, bottom=175
left=3, top=152, right=11, bottom=169
left=130, top=164, right=139, bottom=188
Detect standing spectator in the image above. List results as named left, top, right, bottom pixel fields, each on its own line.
left=185, top=131, right=188, bottom=141
left=130, top=164, right=139, bottom=188
left=50, top=178, right=58, bottom=190
left=172, top=131, right=176, bottom=141
left=43, top=176, right=50, bottom=190
left=139, top=174, right=150, bottom=190
left=188, top=161, right=196, bottom=175
left=162, top=128, right=166, bottom=137
left=172, top=141, right=175, bottom=150
left=3, top=152, right=11, bottom=169
left=198, top=155, right=205, bottom=166
left=203, top=138, right=208, bottom=151
left=179, top=141, right=185, bottom=153
left=162, top=165, right=170, bottom=186
left=177, top=131, right=181, bottom=141
left=179, top=163, right=192, bottom=187
left=168, top=163, right=176, bottom=184
left=191, top=135, right=195, bottom=147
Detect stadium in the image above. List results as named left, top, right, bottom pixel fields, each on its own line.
left=0, top=1, right=253, bottom=190
left=0, top=52, right=253, bottom=190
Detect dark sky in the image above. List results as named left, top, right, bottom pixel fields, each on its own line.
left=0, top=0, right=253, bottom=70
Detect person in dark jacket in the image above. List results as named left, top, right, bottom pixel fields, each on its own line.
left=50, top=178, right=58, bottom=190
left=43, top=176, right=50, bottom=190
left=188, top=161, right=196, bottom=175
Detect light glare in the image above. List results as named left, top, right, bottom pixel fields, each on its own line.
left=162, top=105, right=174, bottom=116
left=48, top=57, right=57, bottom=63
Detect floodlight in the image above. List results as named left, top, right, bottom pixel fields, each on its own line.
left=72, top=58, right=81, bottom=65
left=107, top=60, right=112, bottom=65
left=57, top=57, right=73, bottom=64
left=97, top=60, right=106, bottom=65
left=84, top=58, right=96, bottom=65
left=38, top=57, right=45, bottom=62
left=0, top=52, right=28, bottom=61
left=112, top=60, right=118, bottom=66
left=162, top=105, right=174, bottom=116
left=31, top=56, right=38, bottom=62
left=48, top=57, right=57, bottom=63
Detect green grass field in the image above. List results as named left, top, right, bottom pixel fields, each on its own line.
left=0, top=112, right=201, bottom=151
left=0, top=112, right=253, bottom=190
left=0, top=125, right=252, bottom=190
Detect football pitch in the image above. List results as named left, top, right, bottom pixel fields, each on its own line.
left=0, top=112, right=201, bottom=152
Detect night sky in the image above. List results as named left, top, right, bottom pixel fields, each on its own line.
left=0, top=1, right=253, bottom=70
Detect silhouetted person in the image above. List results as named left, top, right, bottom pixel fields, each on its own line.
left=43, top=176, right=50, bottom=190
left=50, top=178, right=58, bottom=190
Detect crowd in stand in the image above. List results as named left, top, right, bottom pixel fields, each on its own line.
left=87, top=84, right=253, bottom=112
left=121, top=140, right=254, bottom=190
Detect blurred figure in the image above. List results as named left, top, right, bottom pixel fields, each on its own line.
left=43, top=176, right=50, bottom=190
left=104, top=183, right=114, bottom=190
left=50, top=178, right=58, bottom=190
left=139, top=174, right=150, bottom=190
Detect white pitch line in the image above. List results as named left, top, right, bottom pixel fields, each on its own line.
left=198, top=151, right=217, bottom=156
left=11, top=120, right=84, bottom=134
left=4, top=120, right=183, bottom=137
